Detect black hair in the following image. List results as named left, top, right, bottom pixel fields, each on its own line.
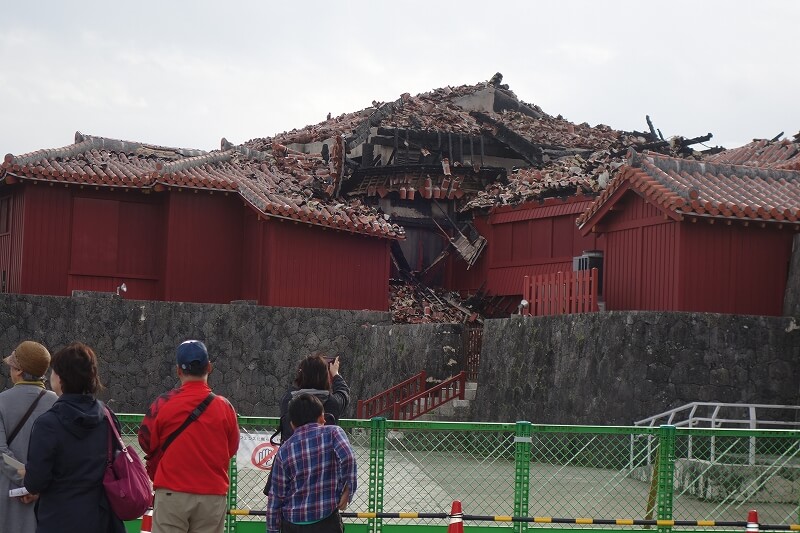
left=293, top=353, right=331, bottom=391
left=288, top=393, right=324, bottom=429
left=51, top=342, right=104, bottom=395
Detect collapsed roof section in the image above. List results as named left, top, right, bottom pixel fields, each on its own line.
left=705, top=132, right=800, bottom=171
left=0, top=132, right=405, bottom=240
left=243, top=74, right=720, bottom=215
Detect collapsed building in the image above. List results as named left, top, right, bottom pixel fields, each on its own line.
left=244, top=73, right=726, bottom=320
left=2, top=73, right=796, bottom=322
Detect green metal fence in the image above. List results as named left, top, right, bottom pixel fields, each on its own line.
left=116, top=415, right=800, bottom=533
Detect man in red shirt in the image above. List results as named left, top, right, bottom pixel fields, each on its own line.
left=138, top=340, right=239, bottom=533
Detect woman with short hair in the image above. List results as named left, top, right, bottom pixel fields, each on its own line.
left=0, top=341, right=58, bottom=533
left=24, top=342, right=125, bottom=533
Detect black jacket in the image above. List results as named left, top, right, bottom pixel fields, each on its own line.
left=25, top=394, right=125, bottom=533
left=278, top=374, right=350, bottom=441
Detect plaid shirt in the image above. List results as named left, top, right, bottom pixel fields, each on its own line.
left=267, top=423, right=357, bottom=533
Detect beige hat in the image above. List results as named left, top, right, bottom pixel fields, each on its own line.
left=4, top=341, right=51, bottom=378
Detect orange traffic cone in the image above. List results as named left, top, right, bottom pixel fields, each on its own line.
left=140, top=508, right=153, bottom=533
left=746, top=510, right=759, bottom=533
left=448, top=500, right=464, bottom=533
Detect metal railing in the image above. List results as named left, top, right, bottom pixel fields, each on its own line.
left=635, top=403, right=800, bottom=466
left=635, top=403, right=800, bottom=430
left=115, top=415, right=800, bottom=533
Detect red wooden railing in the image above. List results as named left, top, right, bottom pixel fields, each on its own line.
left=522, top=268, right=599, bottom=316
left=356, top=371, right=426, bottom=419
left=392, top=371, right=466, bottom=421
left=463, top=324, right=483, bottom=382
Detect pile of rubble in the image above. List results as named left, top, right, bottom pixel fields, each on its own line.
left=390, top=281, right=481, bottom=324
left=461, top=149, right=625, bottom=210
left=462, top=130, right=717, bottom=211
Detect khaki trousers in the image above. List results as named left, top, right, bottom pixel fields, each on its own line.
left=153, top=488, right=228, bottom=533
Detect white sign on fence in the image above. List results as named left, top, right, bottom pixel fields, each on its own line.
left=237, top=432, right=280, bottom=471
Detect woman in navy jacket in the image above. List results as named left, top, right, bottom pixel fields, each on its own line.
left=24, top=342, right=125, bottom=533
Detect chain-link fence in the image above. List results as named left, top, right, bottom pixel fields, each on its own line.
left=116, top=415, right=800, bottom=533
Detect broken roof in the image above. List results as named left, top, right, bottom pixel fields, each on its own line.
left=705, top=133, right=800, bottom=171
left=577, top=150, right=800, bottom=233
left=1, top=132, right=404, bottom=239
left=251, top=77, right=628, bottom=156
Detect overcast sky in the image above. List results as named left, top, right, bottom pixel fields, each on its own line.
left=1, top=1, right=798, bottom=157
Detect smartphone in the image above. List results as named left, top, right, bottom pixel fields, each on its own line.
left=325, top=356, right=339, bottom=365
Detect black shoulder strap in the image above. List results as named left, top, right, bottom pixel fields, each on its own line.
left=7, top=389, right=47, bottom=446
left=161, top=393, right=216, bottom=453
left=270, top=415, right=286, bottom=446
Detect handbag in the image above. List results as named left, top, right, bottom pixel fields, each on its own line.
left=102, top=407, right=153, bottom=520
left=144, top=393, right=216, bottom=480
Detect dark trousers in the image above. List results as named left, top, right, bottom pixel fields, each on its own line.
left=282, top=510, right=344, bottom=533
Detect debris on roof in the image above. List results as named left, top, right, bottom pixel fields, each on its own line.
left=1, top=132, right=405, bottom=240
left=705, top=132, right=800, bottom=171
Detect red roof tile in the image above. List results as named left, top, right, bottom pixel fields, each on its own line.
left=1, top=132, right=404, bottom=240
left=706, top=136, right=800, bottom=170
left=577, top=150, right=800, bottom=229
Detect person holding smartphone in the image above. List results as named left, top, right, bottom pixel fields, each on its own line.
left=277, top=353, right=350, bottom=442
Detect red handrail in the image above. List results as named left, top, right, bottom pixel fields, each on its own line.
left=392, top=371, right=466, bottom=421
left=356, top=371, right=426, bottom=418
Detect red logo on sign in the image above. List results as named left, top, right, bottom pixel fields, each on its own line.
left=251, top=443, right=280, bottom=471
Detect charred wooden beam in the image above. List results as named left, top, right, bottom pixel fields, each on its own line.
left=646, top=115, right=658, bottom=141
left=448, top=133, right=454, bottom=162
left=346, top=98, right=403, bottom=150
left=471, top=111, right=543, bottom=166
left=362, top=143, right=375, bottom=168
left=681, top=133, right=713, bottom=146
left=371, top=127, right=523, bottom=160
left=493, top=88, right=542, bottom=119
left=405, top=129, right=410, bottom=165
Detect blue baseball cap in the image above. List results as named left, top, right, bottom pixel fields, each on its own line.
left=176, top=340, right=209, bottom=370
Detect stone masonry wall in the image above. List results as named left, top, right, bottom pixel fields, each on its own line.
left=0, top=293, right=465, bottom=416
left=475, top=311, right=800, bottom=425
left=785, top=234, right=800, bottom=317
left=2, top=294, right=799, bottom=424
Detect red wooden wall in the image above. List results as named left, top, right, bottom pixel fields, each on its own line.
left=0, top=190, right=25, bottom=294
left=2, top=183, right=400, bottom=311
left=678, top=222, right=792, bottom=316
left=261, top=220, right=391, bottom=311
left=446, top=199, right=601, bottom=297
left=600, top=190, right=793, bottom=316
left=162, top=192, right=244, bottom=304
left=67, top=194, right=165, bottom=299
left=19, top=184, right=72, bottom=296
left=601, top=193, right=679, bottom=311
left=239, top=209, right=263, bottom=302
